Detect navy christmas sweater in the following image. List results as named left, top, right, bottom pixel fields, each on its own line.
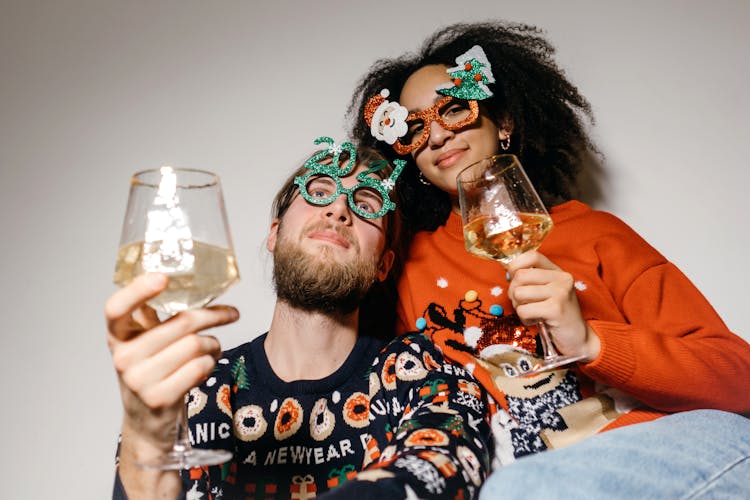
left=115, top=332, right=493, bottom=499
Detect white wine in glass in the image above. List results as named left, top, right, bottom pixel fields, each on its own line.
left=114, top=239, right=239, bottom=314
left=114, top=166, right=239, bottom=469
left=457, top=155, right=585, bottom=375
left=463, top=212, right=553, bottom=264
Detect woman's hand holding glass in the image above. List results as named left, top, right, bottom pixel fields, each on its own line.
left=505, top=250, right=600, bottom=363
left=457, top=154, right=589, bottom=375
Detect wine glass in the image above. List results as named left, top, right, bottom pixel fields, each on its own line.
left=456, top=154, right=585, bottom=376
left=113, top=166, right=239, bottom=469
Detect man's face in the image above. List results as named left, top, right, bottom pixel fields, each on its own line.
left=267, top=163, right=394, bottom=315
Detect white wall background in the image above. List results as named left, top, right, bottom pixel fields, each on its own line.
left=1, top=0, right=747, bottom=497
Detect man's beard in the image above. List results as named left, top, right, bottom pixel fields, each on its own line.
left=272, top=225, right=380, bottom=316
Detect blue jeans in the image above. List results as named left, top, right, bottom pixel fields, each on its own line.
left=478, top=409, right=750, bottom=499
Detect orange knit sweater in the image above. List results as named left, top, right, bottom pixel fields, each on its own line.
left=395, top=200, right=750, bottom=458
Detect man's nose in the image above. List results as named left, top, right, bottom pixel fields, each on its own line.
left=324, top=194, right=352, bottom=224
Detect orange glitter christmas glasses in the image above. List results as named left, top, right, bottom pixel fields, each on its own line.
left=392, top=96, right=479, bottom=155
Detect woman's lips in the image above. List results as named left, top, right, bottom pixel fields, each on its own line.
left=436, top=149, right=466, bottom=169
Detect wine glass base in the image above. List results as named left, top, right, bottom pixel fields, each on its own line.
left=519, top=353, right=588, bottom=377
left=137, top=448, right=233, bottom=470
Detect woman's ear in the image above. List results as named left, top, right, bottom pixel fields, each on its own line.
left=266, top=219, right=280, bottom=252
left=498, top=115, right=514, bottom=141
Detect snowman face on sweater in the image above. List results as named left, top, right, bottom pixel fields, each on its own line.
left=481, top=347, right=568, bottom=398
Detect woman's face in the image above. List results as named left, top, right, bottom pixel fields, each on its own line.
left=399, top=64, right=504, bottom=196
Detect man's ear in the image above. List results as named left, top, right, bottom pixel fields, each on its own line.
left=377, top=249, right=395, bottom=282
left=266, top=219, right=280, bottom=253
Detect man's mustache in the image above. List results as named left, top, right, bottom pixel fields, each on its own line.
left=302, top=221, right=358, bottom=249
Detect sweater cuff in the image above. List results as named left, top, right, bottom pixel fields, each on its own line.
left=580, top=321, right=637, bottom=385
left=113, top=470, right=128, bottom=500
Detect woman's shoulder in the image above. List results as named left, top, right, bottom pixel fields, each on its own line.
left=550, top=200, right=666, bottom=262
left=552, top=200, right=638, bottom=235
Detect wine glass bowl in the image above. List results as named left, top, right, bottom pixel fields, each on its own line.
left=458, top=155, right=553, bottom=264
left=114, top=168, right=239, bottom=315
left=114, top=166, right=238, bottom=469
left=457, top=155, right=585, bottom=375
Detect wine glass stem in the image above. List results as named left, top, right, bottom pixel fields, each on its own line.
left=172, top=399, right=192, bottom=460
left=537, top=321, right=561, bottom=360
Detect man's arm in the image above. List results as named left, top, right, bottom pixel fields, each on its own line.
left=106, top=273, right=238, bottom=499
left=325, top=332, right=494, bottom=499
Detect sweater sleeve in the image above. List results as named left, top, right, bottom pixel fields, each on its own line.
left=322, top=333, right=493, bottom=499
left=578, top=213, right=750, bottom=413
left=177, top=355, right=239, bottom=499
left=112, top=470, right=128, bottom=500
left=112, top=378, right=234, bottom=500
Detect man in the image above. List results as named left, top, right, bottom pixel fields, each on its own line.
left=107, top=138, right=493, bottom=499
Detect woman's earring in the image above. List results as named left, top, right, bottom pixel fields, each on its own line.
left=418, top=171, right=431, bottom=186
left=500, top=134, right=511, bottom=151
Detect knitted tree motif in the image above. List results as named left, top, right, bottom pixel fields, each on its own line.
left=436, top=45, right=496, bottom=101
left=220, top=460, right=233, bottom=481
left=395, top=417, right=422, bottom=436
left=441, top=414, right=469, bottom=441
left=384, top=422, right=394, bottom=441
left=231, top=355, right=250, bottom=392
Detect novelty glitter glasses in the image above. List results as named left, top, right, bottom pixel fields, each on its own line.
left=294, top=137, right=405, bottom=220
left=365, top=45, right=495, bottom=156
left=394, top=96, right=479, bottom=155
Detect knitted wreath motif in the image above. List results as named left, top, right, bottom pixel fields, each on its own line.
left=381, top=352, right=398, bottom=391
left=274, top=397, right=304, bottom=440
left=187, top=387, right=208, bottom=418
left=234, top=404, right=268, bottom=442
left=342, top=392, right=370, bottom=429
left=395, top=351, right=428, bottom=381
left=309, top=398, right=336, bottom=441
left=217, top=384, right=232, bottom=418
left=404, top=428, right=450, bottom=447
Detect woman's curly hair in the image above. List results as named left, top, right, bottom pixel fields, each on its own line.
left=347, top=21, right=597, bottom=235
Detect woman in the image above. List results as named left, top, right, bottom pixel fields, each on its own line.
left=347, top=21, right=750, bottom=497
